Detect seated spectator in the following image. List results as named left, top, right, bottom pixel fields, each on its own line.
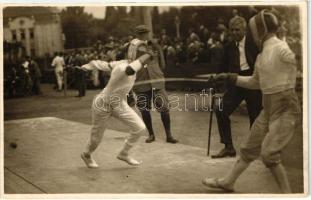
left=165, top=40, right=177, bottom=69
left=187, top=35, right=203, bottom=64
left=209, top=33, right=224, bottom=69
left=175, top=40, right=187, bottom=65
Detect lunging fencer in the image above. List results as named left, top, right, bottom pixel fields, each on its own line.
left=202, top=10, right=301, bottom=193
left=79, top=53, right=152, bottom=168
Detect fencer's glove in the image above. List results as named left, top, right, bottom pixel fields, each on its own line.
left=215, top=73, right=238, bottom=86
left=125, top=66, right=136, bottom=76
left=142, top=49, right=155, bottom=60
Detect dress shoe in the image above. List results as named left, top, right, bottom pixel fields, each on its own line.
left=166, top=137, right=178, bottom=144
left=211, top=147, right=236, bottom=159
left=145, top=135, right=155, bottom=143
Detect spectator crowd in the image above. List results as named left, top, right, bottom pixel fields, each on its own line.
left=3, top=8, right=301, bottom=99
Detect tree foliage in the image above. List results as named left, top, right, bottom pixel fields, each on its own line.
left=61, top=7, right=94, bottom=49
left=60, top=6, right=301, bottom=49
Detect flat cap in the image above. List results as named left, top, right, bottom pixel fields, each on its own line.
left=135, top=24, right=150, bottom=34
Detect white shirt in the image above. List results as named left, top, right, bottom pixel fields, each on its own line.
left=51, top=56, right=65, bottom=71
left=238, top=36, right=250, bottom=71
left=22, top=61, right=29, bottom=73
left=81, top=59, right=142, bottom=100
left=236, top=36, right=297, bottom=94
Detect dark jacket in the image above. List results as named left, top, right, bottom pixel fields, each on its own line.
left=29, top=60, right=42, bottom=78
left=132, top=39, right=166, bottom=93
left=220, top=28, right=259, bottom=75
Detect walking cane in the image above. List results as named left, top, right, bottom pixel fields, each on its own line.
left=63, top=65, right=67, bottom=97
left=207, top=77, right=216, bottom=156
left=207, top=89, right=215, bottom=156
left=195, top=74, right=216, bottom=156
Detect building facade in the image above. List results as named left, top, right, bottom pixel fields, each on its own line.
left=3, top=7, right=64, bottom=58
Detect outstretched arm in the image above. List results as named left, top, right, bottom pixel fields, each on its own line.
left=79, top=60, right=112, bottom=72
left=236, top=75, right=260, bottom=90
left=236, top=63, right=260, bottom=89
left=216, top=63, right=260, bottom=90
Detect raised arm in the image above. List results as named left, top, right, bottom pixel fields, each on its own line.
left=51, top=57, right=56, bottom=67
left=80, top=60, right=112, bottom=72
left=125, top=54, right=152, bottom=76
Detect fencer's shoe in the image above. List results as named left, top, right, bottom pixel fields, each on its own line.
left=117, top=153, right=142, bottom=166
left=81, top=152, right=99, bottom=168
left=145, top=135, right=155, bottom=143
left=202, top=178, right=234, bottom=192
left=166, top=137, right=178, bottom=144
left=211, top=148, right=236, bottom=159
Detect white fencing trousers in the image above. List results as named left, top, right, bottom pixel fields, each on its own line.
left=86, top=94, right=146, bottom=154
left=55, top=69, right=63, bottom=90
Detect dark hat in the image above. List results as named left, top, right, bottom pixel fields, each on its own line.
left=134, top=25, right=150, bottom=34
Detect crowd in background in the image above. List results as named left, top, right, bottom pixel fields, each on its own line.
left=3, top=9, right=302, bottom=99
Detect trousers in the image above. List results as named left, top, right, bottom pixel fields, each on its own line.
left=86, top=94, right=146, bottom=153
left=240, top=89, right=301, bottom=167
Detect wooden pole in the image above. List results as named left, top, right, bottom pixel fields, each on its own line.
left=142, top=7, right=153, bottom=38
left=175, top=16, right=180, bottom=39
left=63, top=66, right=67, bottom=96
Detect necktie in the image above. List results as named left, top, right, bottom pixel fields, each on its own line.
left=235, top=41, right=240, bottom=70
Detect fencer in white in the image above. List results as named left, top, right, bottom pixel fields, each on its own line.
left=80, top=54, right=151, bottom=168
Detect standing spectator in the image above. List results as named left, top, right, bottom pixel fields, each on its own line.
left=51, top=52, right=65, bottom=92
left=22, top=56, right=33, bottom=96
left=212, top=16, right=262, bottom=159
left=128, top=25, right=178, bottom=143
left=232, top=9, right=239, bottom=18
left=28, top=56, right=42, bottom=95
left=198, top=25, right=211, bottom=44
left=277, top=21, right=288, bottom=41
left=66, top=51, right=75, bottom=67
left=73, top=50, right=87, bottom=97
left=4, top=57, right=17, bottom=98
left=216, top=23, right=229, bottom=44
left=106, top=43, right=117, bottom=61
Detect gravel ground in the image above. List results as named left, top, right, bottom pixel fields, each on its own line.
left=4, top=84, right=305, bottom=192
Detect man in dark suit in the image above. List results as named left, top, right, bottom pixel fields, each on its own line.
left=212, top=16, right=262, bottom=158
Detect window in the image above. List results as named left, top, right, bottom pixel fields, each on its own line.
left=31, top=49, right=36, bottom=57
left=11, top=30, right=17, bottom=40
left=20, top=29, right=25, bottom=40
left=29, top=28, right=34, bottom=39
